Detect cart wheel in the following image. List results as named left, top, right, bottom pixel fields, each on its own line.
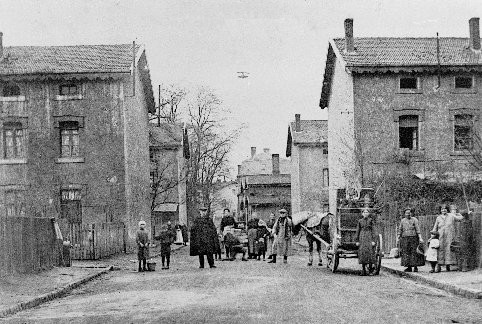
left=330, top=250, right=339, bottom=273
left=375, top=234, right=383, bottom=275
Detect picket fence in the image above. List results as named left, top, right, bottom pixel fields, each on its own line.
left=62, top=221, right=126, bottom=260
left=0, top=216, right=61, bottom=276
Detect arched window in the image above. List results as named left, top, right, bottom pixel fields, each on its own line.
left=2, top=83, right=21, bottom=97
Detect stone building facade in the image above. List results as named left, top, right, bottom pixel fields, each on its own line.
left=149, top=123, right=188, bottom=237
left=319, top=18, right=482, bottom=213
left=0, top=39, right=155, bottom=246
left=237, top=148, right=291, bottom=222
left=286, top=114, right=329, bottom=214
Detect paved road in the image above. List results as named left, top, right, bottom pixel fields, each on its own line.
left=2, top=245, right=482, bottom=324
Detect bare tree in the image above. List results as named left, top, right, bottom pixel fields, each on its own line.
left=185, top=87, right=243, bottom=215
left=149, top=84, right=187, bottom=125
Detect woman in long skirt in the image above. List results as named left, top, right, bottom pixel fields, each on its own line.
left=355, top=208, right=377, bottom=276
left=397, top=207, right=425, bottom=272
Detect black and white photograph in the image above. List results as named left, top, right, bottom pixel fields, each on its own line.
left=0, top=1, right=482, bottom=323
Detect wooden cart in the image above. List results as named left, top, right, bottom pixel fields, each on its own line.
left=325, top=188, right=383, bottom=274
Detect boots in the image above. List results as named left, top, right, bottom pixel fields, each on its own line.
left=267, top=254, right=277, bottom=263
left=138, top=261, right=143, bottom=272
left=317, top=252, right=323, bottom=266
left=308, top=253, right=313, bottom=266
left=436, top=264, right=441, bottom=273
left=446, top=265, right=451, bottom=272
left=360, top=264, right=367, bottom=276
left=142, top=259, right=148, bottom=272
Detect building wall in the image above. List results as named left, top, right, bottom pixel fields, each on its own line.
left=0, top=78, right=127, bottom=223
left=326, top=56, right=355, bottom=214
left=123, top=54, right=151, bottom=245
left=290, top=144, right=301, bottom=214
left=298, top=145, right=329, bottom=212
left=353, top=72, right=482, bottom=181
left=211, top=182, right=238, bottom=230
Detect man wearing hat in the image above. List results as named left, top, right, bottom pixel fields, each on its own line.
left=190, top=206, right=219, bottom=268
left=268, top=208, right=293, bottom=264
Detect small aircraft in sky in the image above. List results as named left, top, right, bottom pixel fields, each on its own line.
left=237, top=72, right=249, bottom=79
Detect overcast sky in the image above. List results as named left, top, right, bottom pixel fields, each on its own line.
left=1, top=0, right=481, bottom=175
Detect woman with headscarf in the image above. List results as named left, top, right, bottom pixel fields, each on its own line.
left=397, top=207, right=424, bottom=272
left=432, top=204, right=464, bottom=272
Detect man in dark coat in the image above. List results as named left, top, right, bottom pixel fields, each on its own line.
left=190, top=206, right=218, bottom=269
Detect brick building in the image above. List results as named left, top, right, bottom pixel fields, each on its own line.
left=286, top=114, right=329, bottom=214
left=0, top=37, right=155, bottom=246
left=319, top=18, right=482, bottom=213
left=237, top=148, right=291, bottom=222
left=149, top=123, right=188, bottom=237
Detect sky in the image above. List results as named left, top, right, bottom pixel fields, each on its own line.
left=1, top=0, right=482, bottom=176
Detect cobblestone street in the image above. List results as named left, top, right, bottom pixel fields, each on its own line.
left=2, top=245, right=482, bottom=324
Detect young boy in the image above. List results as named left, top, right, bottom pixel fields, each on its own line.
left=155, top=224, right=175, bottom=269
left=136, top=220, right=149, bottom=272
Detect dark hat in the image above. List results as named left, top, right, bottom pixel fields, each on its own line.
left=279, top=208, right=288, bottom=214
left=199, top=206, right=208, bottom=211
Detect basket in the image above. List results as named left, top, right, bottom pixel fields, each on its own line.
left=147, top=261, right=157, bottom=271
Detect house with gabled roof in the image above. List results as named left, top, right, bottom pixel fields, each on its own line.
left=286, top=114, right=329, bottom=214
left=0, top=34, right=155, bottom=251
left=319, top=18, right=482, bottom=214
left=149, top=123, right=188, bottom=237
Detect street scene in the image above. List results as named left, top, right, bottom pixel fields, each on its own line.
left=1, top=1, right=482, bottom=323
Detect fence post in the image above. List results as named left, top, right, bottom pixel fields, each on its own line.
left=91, top=223, right=96, bottom=260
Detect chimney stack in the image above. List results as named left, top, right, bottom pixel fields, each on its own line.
left=469, top=17, right=481, bottom=51
left=344, top=18, right=354, bottom=53
left=272, top=154, right=280, bottom=175
left=250, top=147, right=256, bottom=158
left=295, top=114, right=301, bottom=132
left=237, top=164, right=241, bottom=175
left=0, top=32, right=3, bottom=59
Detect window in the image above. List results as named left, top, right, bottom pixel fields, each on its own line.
left=454, top=114, right=473, bottom=150
left=60, top=189, right=82, bottom=223
left=455, top=76, right=473, bottom=89
left=400, top=77, right=418, bottom=90
left=2, top=83, right=20, bottom=97
left=60, top=121, right=80, bottom=157
left=59, top=84, right=79, bottom=96
left=399, top=115, right=419, bottom=150
left=322, top=143, right=328, bottom=155
left=3, top=122, right=25, bottom=159
left=5, top=190, right=25, bottom=217
left=322, top=168, right=329, bottom=187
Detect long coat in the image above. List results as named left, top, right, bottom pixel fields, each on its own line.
left=190, top=215, right=218, bottom=256
left=273, top=217, right=293, bottom=257
left=136, top=229, right=149, bottom=260
left=432, top=213, right=463, bottom=265
left=355, top=217, right=376, bottom=265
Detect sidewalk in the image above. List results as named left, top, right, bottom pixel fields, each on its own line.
left=0, top=243, right=186, bottom=318
left=295, top=235, right=482, bottom=299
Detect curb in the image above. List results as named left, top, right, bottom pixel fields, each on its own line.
left=0, top=266, right=112, bottom=319
left=380, top=265, right=482, bottom=299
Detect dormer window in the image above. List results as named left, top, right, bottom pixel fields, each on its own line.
left=59, top=84, right=79, bottom=96
left=399, top=77, right=418, bottom=90
left=455, top=76, right=473, bottom=89
left=2, top=83, right=21, bottom=97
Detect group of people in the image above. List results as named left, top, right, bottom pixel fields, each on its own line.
left=397, top=203, right=476, bottom=273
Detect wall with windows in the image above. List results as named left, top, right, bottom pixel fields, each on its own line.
left=353, top=72, right=482, bottom=180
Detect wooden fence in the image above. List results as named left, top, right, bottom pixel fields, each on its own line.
left=0, top=216, right=61, bottom=276
left=62, top=221, right=126, bottom=260
left=379, top=212, right=482, bottom=268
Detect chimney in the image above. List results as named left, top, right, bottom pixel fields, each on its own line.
left=237, top=164, right=241, bottom=175
left=263, top=148, right=270, bottom=154
left=250, top=147, right=256, bottom=158
left=469, top=17, right=481, bottom=51
left=344, top=18, right=354, bottom=53
left=272, top=154, right=280, bottom=175
left=0, top=32, right=3, bottom=59
left=295, top=114, right=301, bottom=132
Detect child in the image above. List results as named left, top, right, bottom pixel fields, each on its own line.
left=426, top=230, right=440, bottom=273
left=256, top=237, right=266, bottom=261
left=215, top=234, right=223, bottom=260
left=136, top=220, right=149, bottom=272
left=155, top=224, right=175, bottom=269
